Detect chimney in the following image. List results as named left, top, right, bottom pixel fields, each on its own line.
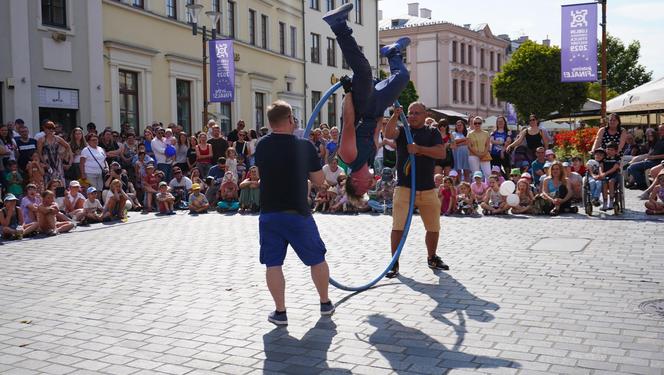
left=378, top=9, right=383, bottom=21
left=407, top=2, right=419, bottom=17
left=420, top=8, right=431, bottom=19
left=542, top=35, right=551, bottom=47
left=464, top=24, right=471, bottom=29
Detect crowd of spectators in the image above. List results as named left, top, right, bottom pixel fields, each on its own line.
left=0, top=110, right=663, bottom=240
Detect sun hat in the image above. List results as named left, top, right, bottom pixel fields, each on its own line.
left=521, top=172, right=532, bottom=179
left=159, top=181, right=168, bottom=187
left=545, top=149, right=555, bottom=156
left=491, top=165, right=501, bottom=173
left=69, top=180, right=81, bottom=188
left=3, top=194, right=18, bottom=202
left=191, top=183, right=201, bottom=190
left=510, top=168, right=521, bottom=176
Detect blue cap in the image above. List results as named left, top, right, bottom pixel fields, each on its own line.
left=87, top=186, right=97, bottom=194
left=473, top=171, right=483, bottom=179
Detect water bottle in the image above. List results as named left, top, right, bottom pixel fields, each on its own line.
left=16, top=225, right=23, bottom=240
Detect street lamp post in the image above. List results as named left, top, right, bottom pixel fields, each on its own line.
left=186, top=3, right=221, bottom=131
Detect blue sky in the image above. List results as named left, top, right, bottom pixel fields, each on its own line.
left=379, top=0, right=663, bottom=80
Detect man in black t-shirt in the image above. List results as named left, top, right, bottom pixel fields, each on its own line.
left=226, top=120, right=245, bottom=143
left=254, top=100, right=334, bottom=326
left=207, top=125, right=229, bottom=162
left=383, top=102, right=449, bottom=278
left=15, top=125, right=38, bottom=172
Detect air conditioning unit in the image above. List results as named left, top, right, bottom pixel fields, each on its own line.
left=51, top=31, right=67, bottom=42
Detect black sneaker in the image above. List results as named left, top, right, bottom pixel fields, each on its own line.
left=428, top=256, right=449, bottom=271
left=320, top=301, right=335, bottom=316
left=385, top=261, right=399, bottom=278
left=268, top=310, right=288, bottom=326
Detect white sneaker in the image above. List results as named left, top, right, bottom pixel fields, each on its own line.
left=600, top=204, right=608, bottom=211
left=607, top=202, right=614, bottom=210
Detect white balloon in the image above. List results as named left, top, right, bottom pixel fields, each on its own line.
left=506, top=193, right=520, bottom=207
left=499, top=180, right=516, bottom=196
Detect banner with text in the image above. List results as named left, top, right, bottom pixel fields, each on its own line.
left=209, top=39, right=235, bottom=102
left=561, top=3, right=598, bottom=82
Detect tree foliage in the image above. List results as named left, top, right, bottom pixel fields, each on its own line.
left=493, top=40, right=587, bottom=121
left=379, top=70, right=419, bottom=110
left=586, top=82, right=619, bottom=101
left=601, top=34, right=653, bottom=94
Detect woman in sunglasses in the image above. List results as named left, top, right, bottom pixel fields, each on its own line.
left=506, top=114, right=550, bottom=162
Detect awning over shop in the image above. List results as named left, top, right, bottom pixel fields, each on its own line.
left=607, top=77, right=664, bottom=113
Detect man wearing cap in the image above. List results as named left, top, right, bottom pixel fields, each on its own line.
left=254, top=99, right=334, bottom=326
left=64, top=180, right=86, bottom=222
left=151, top=127, right=172, bottom=182
left=188, top=183, right=210, bottom=214
left=169, top=166, right=193, bottom=209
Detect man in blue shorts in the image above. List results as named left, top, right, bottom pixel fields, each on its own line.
left=323, top=2, right=410, bottom=202
left=254, top=100, right=334, bottom=326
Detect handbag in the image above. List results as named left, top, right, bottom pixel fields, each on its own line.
left=85, top=146, right=109, bottom=178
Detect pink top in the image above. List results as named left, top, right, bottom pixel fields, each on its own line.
left=471, top=182, right=487, bottom=198
left=439, top=186, right=453, bottom=214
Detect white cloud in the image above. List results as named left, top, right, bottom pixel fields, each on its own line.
left=612, top=3, right=664, bottom=21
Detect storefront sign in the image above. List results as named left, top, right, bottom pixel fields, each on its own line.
left=38, top=86, right=79, bottom=109
left=209, top=39, right=235, bottom=103
left=561, top=3, right=598, bottom=82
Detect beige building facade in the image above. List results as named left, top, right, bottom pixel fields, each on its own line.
left=103, top=0, right=305, bottom=135
left=304, top=0, right=379, bottom=129
left=379, top=2, right=510, bottom=119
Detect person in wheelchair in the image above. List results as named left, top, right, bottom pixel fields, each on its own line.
left=600, top=142, right=622, bottom=211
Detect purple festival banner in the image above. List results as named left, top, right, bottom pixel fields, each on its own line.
left=561, top=3, right=598, bottom=82
left=209, top=39, right=235, bottom=102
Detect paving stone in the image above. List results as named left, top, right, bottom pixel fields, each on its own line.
left=0, top=190, right=662, bottom=375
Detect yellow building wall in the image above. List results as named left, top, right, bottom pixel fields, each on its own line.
left=102, top=0, right=304, bottom=134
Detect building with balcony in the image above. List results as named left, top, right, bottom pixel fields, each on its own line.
left=379, top=2, right=510, bottom=119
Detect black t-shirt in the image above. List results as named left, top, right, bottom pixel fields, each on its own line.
left=602, top=156, right=620, bottom=177
left=208, top=137, right=229, bottom=162
left=227, top=129, right=239, bottom=143
left=100, top=140, right=119, bottom=163
left=15, top=137, right=38, bottom=171
left=650, top=140, right=664, bottom=157
left=255, top=133, right=321, bottom=216
left=395, top=125, right=443, bottom=190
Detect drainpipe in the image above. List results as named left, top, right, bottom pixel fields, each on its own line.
left=435, top=33, right=439, bottom=107
left=302, top=0, right=307, bottom=128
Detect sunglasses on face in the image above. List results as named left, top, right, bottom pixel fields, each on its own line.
left=474, top=122, right=482, bottom=125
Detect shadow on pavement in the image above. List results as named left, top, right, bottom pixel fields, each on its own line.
left=262, top=317, right=350, bottom=374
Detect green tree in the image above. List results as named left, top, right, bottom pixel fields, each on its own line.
left=601, top=34, right=653, bottom=94
left=586, top=82, right=619, bottom=101
left=379, top=70, right=419, bottom=109
left=493, top=40, right=587, bottom=121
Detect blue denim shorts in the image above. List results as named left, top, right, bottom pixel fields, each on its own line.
left=259, top=212, right=327, bottom=267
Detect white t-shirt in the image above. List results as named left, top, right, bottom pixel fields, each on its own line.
left=84, top=198, right=103, bottom=211
left=81, top=146, right=107, bottom=174
left=169, top=176, right=193, bottom=190
left=322, top=164, right=344, bottom=186
left=151, top=137, right=168, bottom=164
left=66, top=192, right=86, bottom=206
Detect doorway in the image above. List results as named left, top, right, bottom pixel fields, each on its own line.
left=39, top=107, right=77, bottom=137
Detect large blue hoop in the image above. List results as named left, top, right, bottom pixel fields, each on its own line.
left=304, top=80, right=417, bottom=292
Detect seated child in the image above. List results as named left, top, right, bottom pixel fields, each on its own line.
left=471, top=171, right=488, bottom=198
left=155, top=181, right=176, bottom=215
left=217, top=171, right=239, bottom=212
left=103, top=179, right=129, bottom=221
left=439, top=176, right=457, bottom=216
left=645, top=170, right=664, bottom=215
left=238, top=166, right=260, bottom=213
left=481, top=175, right=507, bottom=215
left=82, top=187, right=103, bottom=224
left=599, top=142, right=621, bottom=211
left=324, top=2, right=410, bottom=202
left=434, top=173, right=444, bottom=190
left=510, top=178, right=535, bottom=214
left=586, top=154, right=602, bottom=206
left=508, top=168, right=521, bottom=186
left=142, top=164, right=159, bottom=212
left=5, top=160, right=24, bottom=197
left=1, top=194, right=38, bottom=239
left=456, top=182, right=475, bottom=215
left=564, top=161, right=583, bottom=202
left=367, top=167, right=396, bottom=213
left=38, top=190, right=74, bottom=235
left=314, top=184, right=331, bottom=212
left=188, top=183, right=210, bottom=214
left=490, top=165, right=505, bottom=184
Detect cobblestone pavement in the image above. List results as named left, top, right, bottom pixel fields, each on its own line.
left=1, top=190, right=663, bottom=375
